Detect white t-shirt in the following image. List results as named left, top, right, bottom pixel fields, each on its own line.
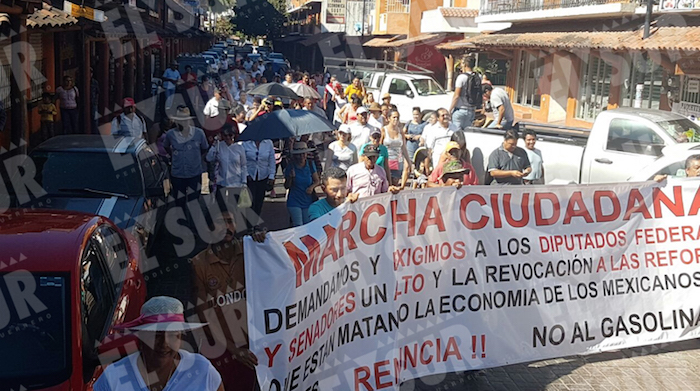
left=422, top=122, right=457, bottom=168
left=328, top=141, right=357, bottom=171
left=93, top=350, right=221, bottom=391
left=368, top=115, right=384, bottom=130
left=524, top=148, right=543, bottom=181
left=489, top=87, right=515, bottom=123
left=203, top=97, right=220, bottom=118
left=350, top=123, right=374, bottom=152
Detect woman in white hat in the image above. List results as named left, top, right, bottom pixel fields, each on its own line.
left=325, top=124, right=357, bottom=172
left=283, top=141, right=321, bottom=227
left=93, top=296, right=223, bottom=391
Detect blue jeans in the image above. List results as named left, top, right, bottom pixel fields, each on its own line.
left=488, top=119, right=513, bottom=130
left=288, top=206, right=310, bottom=227
left=452, top=107, right=475, bottom=130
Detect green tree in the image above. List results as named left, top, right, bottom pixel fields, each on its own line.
left=231, top=0, right=286, bottom=38
left=213, top=16, right=234, bottom=38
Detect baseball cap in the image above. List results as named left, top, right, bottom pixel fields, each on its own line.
left=357, top=107, right=369, bottom=115
left=442, top=160, right=467, bottom=177
left=338, top=124, right=351, bottom=134
left=363, top=144, right=380, bottom=157
left=445, top=141, right=461, bottom=153
left=370, top=128, right=381, bottom=138
left=123, top=98, right=135, bottom=108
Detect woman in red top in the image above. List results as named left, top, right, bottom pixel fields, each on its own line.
left=340, top=95, right=362, bottom=125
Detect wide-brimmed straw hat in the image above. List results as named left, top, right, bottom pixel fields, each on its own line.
left=291, top=141, right=315, bottom=154
left=115, top=296, right=207, bottom=332
left=171, top=106, right=194, bottom=121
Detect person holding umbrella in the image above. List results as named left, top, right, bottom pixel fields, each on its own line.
left=93, top=296, right=223, bottom=391
left=284, top=141, right=321, bottom=227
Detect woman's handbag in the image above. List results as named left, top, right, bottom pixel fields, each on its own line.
left=237, top=186, right=253, bottom=208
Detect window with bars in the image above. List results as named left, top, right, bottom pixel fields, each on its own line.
left=620, top=53, right=663, bottom=110
left=680, top=76, right=700, bottom=105
left=515, top=51, right=545, bottom=108
left=575, top=54, right=612, bottom=122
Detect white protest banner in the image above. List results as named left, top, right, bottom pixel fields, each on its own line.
left=245, top=180, right=700, bottom=391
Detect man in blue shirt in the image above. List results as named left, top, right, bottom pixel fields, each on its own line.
left=308, top=166, right=358, bottom=222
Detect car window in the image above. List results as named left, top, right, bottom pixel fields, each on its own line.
left=654, top=161, right=687, bottom=179
left=138, top=148, right=158, bottom=189
left=606, top=118, right=663, bottom=155
left=376, top=75, right=385, bottom=89
left=81, top=239, right=116, bottom=346
left=30, top=151, right=143, bottom=196
left=95, top=225, right=130, bottom=294
left=412, top=79, right=446, bottom=96
left=388, top=78, right=410, bottom=95
left=657, top=118, right=700, bottom=143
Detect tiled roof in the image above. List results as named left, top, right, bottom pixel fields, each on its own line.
left=28, top=3, right=78, bottom=29
left=440, top=7, right=478, bottom=19
left=437, top=26, right=700, bottom=52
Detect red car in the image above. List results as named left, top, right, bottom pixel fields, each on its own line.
left=0, top=210, right=146, bottom=391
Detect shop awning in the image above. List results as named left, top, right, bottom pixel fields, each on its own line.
left=287, top=0, right=321, bottom=14
left=437, top=24, right=700, bottom=53
left=28, top=3, right=78, bottom=29
left=363, top=34, right=444, bottom=48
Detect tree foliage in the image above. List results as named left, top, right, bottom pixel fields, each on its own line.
left=213, top=16, right=234, bottom=38
left=231, top=0, right=286, bottom=38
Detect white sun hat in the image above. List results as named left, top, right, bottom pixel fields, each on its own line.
left=115, top=296, right=207, bottom=332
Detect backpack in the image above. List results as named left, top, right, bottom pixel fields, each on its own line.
left=461, top=72, right=482, bottom=108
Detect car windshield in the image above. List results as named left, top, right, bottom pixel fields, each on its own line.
left=0, top=272, right=71, bottom=388
left=29, top=151, right=143, bottom=196
left=412, top=78, right=446, bottom=96
left=657, top=118, right=700, bottom=143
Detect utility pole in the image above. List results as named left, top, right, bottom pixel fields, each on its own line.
left=643, top=0, right=653, bottom=39
left=362, top=0, right=366, bottom=38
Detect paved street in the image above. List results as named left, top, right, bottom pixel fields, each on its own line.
left=144, top=173, right=700, bottom=391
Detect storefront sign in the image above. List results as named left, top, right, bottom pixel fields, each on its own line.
left=673, top=101, right=700, bottom=117
left=688, top=79, right=700, bottom=94
left=326, top=0, right=346, bottom=24
left=246, top=183, right=700, bottom=391
left=63, top=1, right=106, bottom=23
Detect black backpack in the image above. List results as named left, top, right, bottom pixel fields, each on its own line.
left=461, top=72, right=483, bottom=108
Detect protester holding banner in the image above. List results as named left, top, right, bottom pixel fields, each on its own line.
left=427, top=140, right=478, bottom=187
left=191, top=204, right=267, bottom=391
left=308, top=167, right=359, bottom=221
left=522, top=129, right=544, bottom=184
left=439, top=159, right=469, bottom=188
left=487, top=129, right=532, bottom=185
left=346, top=144, right=400, bottom=198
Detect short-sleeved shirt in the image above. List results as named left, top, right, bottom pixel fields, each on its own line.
left=192, top=241, right=249, bottom=351
left=422, top=123, right=456, bottom=168
left=487, top=145, right=531, bottom=185
left=93, top=350, right=222, bottom=391
left=163, top=127, right=209, bottom=178
left=360, top=143, right=389, bottom=168
left=328, top=141, right=357, bottom=171
left=309, top=198, right=335, bottom=221
left=350, top=123, right=374, bottom=151
left=162, top=68, right=181, bottom=90
left=344, top=85, right=365, bottom=100
left=454, top=72, right=477, bottom=110
left=346, top=162, right=389, bottom=198
left=55, top=86, right=79, bottom=109
left=489, top=87, right=514, bottom=123
left=39, top=103, right=57, bottom=122
left=429, top=159, right=479, bottom=186
left=524, top=148, right=544, bottom=181
left=285, top=161, right=317, bottom=208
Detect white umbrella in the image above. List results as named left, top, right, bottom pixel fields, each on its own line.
left=289, top=83, right=322, bottom=100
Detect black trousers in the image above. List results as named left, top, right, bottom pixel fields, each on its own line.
left=247, top=177, right=268, bottom=219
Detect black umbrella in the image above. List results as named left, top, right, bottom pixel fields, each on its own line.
left=238, top=110, right=335, bottom=141
left=247, top=82, right=300, bottom=100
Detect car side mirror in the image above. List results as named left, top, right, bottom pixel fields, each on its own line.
left=405, top=90, right=414, bottom=99
left=645, top=144, right=664, bottom=157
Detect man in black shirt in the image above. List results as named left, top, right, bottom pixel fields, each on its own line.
left=487, top=129, right=531, bottom=185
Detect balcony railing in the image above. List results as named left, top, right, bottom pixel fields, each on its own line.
left=386, top=0, right=409, bottom=14
left=480, top=0, right=640, bottom=16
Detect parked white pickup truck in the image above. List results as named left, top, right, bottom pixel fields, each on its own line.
left=462, top=108, right=700, bottom=184
left=324, top=57, right=452, bottom=120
